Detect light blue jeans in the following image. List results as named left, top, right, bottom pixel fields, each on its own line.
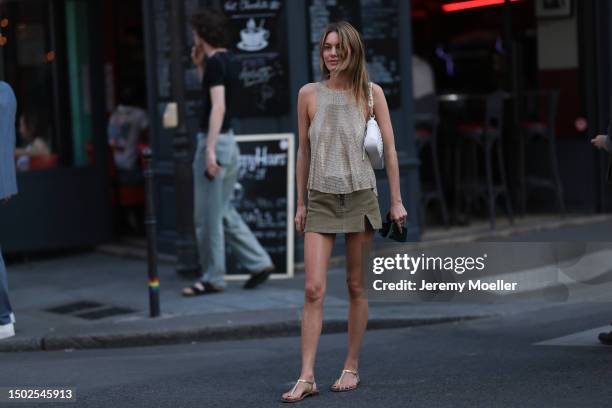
left=193, top=131, right=273, bottom=288
left=0, top=247, right=12, bottom=325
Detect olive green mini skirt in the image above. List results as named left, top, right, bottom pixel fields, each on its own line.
left=304, top=189, right=382, bottom=233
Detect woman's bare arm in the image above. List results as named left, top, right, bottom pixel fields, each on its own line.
left=295, top=83, right=314, bottom=232
left=372, top=83, right=401, bottom=204
left=296, top=85, right=313, bottom=205
left=372, top=83, right=407, bottom=226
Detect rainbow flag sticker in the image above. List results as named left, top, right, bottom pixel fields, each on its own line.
left=149, top=278, right=160, bottom=290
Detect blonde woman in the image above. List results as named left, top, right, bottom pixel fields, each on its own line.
left=281, top=21, right=407, bottom=402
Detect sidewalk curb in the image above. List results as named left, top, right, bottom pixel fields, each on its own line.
left=0, top=315, right=489, bottom=353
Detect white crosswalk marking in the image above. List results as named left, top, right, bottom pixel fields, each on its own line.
left=535, top=326, right=612, bottom=347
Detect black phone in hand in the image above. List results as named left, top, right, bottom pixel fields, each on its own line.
left=205, top=160, right=223, bottom=180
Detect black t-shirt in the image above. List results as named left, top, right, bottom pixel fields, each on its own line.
left=200, top=51, right=239, bottom=132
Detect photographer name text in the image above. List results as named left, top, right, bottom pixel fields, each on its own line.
left=372, top=279, right=518, bottom=292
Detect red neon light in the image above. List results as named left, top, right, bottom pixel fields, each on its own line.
left=442, top=0, right=521, bottom=12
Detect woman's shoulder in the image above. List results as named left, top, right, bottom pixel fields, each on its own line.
left=298, top=82, right=319, bottom=97
left=369, top=82, right=384, bottom=96
left=298, top=83, right=320, bottom=107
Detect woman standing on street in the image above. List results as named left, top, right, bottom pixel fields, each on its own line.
left=281, top=21, right=407, bottom=402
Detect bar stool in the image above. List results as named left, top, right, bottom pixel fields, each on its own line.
left=455, top=91, right=514, bottom=229
left=414, top=94, right=449, bottom=229
left=518, top=90, right=565, bottom=216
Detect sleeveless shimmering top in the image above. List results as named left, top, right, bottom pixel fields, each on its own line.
left=307, top=82, right=377, bottom=194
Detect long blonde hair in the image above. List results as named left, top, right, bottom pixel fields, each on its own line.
left=319, top=21, right=370, bottom=110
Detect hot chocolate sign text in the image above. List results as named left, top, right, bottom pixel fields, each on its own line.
left=223, top=0, right=289, bottom=116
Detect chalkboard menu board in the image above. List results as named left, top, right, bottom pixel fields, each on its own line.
left=226, top=134, right=295, bottom=279
left=148, top=0, right=290, bottom=121
left=222, top=0, right=290, bottom=116
left=307, top=0, right=401, bottom=108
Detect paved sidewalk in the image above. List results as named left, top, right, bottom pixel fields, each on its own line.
left=0, top=253, right=502, bottom=351
left=0, top=251, right=516, bottom=352
left=3, top=216, right=611, bottom=352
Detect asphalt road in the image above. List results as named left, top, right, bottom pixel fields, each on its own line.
left=2, top=300, right=612, bottom=408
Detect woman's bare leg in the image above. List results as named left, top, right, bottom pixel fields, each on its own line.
left=335, top=227, right=374, bottom=388
left=282, top=231, right=335, bottom=400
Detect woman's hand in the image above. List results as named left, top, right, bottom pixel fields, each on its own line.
left=205, top=149, right=221, bottom=180
left=591, top=135, right=610, bottom=152
left=294, top=204, right=307, bottom=234
left=389, top=201, right=407, bottom=231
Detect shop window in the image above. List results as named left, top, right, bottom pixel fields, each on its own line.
left=0, top=0, right=94, bottom=171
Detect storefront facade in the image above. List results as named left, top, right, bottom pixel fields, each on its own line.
left=0, top=0, right=421, bottom=263
left=0, top=0, right=112, bottom=253
left=410, top=0, right=612, bottom=215
left=3, top=0, right=612, bottom=260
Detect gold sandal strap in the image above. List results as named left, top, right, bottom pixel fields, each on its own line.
left=289, top=379, right=314, bottom=397
left=334, top=369, right=359, bottom=387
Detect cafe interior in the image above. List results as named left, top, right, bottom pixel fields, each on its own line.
left=409, top=0, right=603, bottom=230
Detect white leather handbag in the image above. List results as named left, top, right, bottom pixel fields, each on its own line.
left=363, top=82, right=384, bottom=169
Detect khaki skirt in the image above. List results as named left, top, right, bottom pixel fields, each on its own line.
left=304, top=189, right=382, bottom=233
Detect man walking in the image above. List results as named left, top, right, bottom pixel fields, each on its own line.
left=591, top=128, right=612, bottom=345
left=182, top=9, right=274, bottom=296
left=0, top=81, right=18, bottom=340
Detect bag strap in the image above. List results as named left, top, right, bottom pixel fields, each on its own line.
left=368, top=82, right=375, bottom=119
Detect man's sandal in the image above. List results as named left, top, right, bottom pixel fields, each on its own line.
left=281, top=379, right=318, bottom=403
left=182, top=282, right=223, bottom=297
left=330, top=369, right=360, bottom=392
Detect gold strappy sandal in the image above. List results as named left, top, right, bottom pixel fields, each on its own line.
left=330, top=369, right=360, bottom=392
left=281, top=379, right=319, bottom=403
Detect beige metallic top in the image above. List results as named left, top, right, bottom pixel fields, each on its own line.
left=307, top=82, right=377, bottom=195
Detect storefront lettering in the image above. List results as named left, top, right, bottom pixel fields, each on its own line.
left=239, top=146, right=287, bottom=172
left=224, top=0, right=282, bottom=12
left=239, top=65, right=277, bottom=87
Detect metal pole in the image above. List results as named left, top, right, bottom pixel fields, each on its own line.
left=143, top=148, right=160, bottom=318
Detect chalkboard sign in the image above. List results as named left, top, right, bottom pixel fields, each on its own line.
left=221, top=0, right=290, bottom=116
left=148, top=0, right=290, bottom=120
left=225, top=134, right=295, bottom=279
left=307, top=0, right=401, bottom=108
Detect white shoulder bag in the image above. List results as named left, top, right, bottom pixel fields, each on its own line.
left=363, top=82, right=384, bottom=169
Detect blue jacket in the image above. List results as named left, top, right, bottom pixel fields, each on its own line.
left=0, top=81, right=17, bottom=200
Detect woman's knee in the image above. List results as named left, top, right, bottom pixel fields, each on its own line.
left=304, top=282, right=326, bottom=303
left=346, top=277, right=365, bottom=299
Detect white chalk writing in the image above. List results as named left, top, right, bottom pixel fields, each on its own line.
left=224, top=0, right=281, bottom=12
